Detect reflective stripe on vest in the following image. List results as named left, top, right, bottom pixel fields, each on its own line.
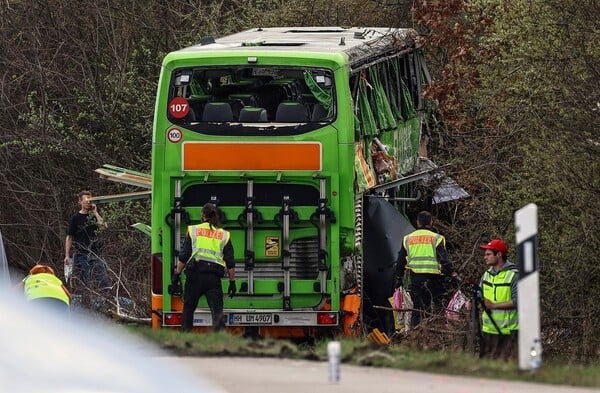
left=403, top=229, right=444, bottom=274
left=189, top=222, right=230, bottom=267
left=481, top=269, right=518, bottom=334
left=23, top=273, right=70, bottom=305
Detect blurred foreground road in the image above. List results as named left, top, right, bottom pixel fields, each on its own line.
left=157, top=357, right=598, bottom=393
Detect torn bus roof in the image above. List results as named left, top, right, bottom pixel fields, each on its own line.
left=131, top=222, right=151, bottom=237
left=94, top=164, right=151, bottom=189
left=417, top=158, right=470, bottom=204
left=90, top=165, right=152, bottom=204
left=89, top=190, right=151, bottom=204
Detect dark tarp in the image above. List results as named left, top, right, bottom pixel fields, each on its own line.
left=362, top=196, right=414, bottom=334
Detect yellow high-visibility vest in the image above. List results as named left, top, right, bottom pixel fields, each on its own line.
left=23, top=273, right=70, bottom=305
left=188, top=222, right=230, bottom=267
left=481, top=268, right=519, bottom=334
left=403, top=229, right=444, bottom=274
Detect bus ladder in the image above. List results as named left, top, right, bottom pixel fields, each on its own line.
left=242, top=179, right=259, bottom=294
left=167, top=179, right=188, bottom=278
left=280, top=195, right=294, bottom=311
left=314, top=178, right=336, bottom=294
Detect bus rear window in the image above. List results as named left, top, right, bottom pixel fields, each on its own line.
left=166, top=66, right=335, bottom=134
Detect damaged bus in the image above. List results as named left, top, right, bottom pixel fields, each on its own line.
left=151, top=27, right=434, bottom=337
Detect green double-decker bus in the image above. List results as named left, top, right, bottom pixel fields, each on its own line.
left=151, top=27, right=431, bottom=337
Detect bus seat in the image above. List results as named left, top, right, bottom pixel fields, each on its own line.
left=275, top=102, right=309, bottom=122
left=202, top=102, right=233, bottom=122
left=300, top=93, right=318, bottom=105
left=188, top=95, right=211, bottom=122
left=268, top=79, right=299, bottom=100
left=311, top=103, right=328, bottom=121
left=238, top=107, right=268, bottom=122
left=228, top=93, right=260, bottom=107
left=188, top=94, right=212, bottom=103
left=220, top=98, right=244, bottom=119
left=253, top=84, right=289, bottom=116
left=185, top=107, right=198, bottom=122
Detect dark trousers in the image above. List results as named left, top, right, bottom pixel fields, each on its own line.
left=480, top=331, right=518, bottom=359
left=409, top=273, right=445, bottom=327
left=181, top=269, right=224, bottom=332
left=74, top=254, right=111, bottom=290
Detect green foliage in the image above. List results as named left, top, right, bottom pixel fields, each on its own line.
left=230, top=0, right=413, bottom=30
left=473, top=0, right=599, bottom=361
left=419, top=0, right=599, bottom=361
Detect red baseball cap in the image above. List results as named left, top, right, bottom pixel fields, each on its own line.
left=480, top=239, right=508, bottom=254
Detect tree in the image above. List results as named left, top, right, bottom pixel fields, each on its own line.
left=414, top=0, right=600, bottom=360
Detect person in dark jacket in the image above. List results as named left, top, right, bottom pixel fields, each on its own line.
left=170, top=203, right=236, bottom=332
left=394, top=211, right=459, bottom=327
left=64, top=190, right=111, bottom=293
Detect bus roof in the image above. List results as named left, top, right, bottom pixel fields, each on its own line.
left=173, top=27, right=422, bottom=65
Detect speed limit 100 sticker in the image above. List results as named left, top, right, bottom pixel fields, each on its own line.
left=167, top=128, right=182, bottom=143
left=168, top=97, right=190, bottom=118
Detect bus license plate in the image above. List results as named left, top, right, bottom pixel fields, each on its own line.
left=229, top=313, right=272, bottom=325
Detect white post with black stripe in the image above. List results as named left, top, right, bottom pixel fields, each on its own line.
left=515, top=203, right=541, bottom=371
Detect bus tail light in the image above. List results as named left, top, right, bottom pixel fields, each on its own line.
left=317, top=313, right=337, bottom=325
left=164, top=313, right=182, bottom=326
left=151, top=253, right=163, bottom=294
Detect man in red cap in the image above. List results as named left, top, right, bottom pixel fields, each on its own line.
left=478, top=238, right=519, bottom=359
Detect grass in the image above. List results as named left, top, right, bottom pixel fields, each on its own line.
left=125, top=326, right=600, bottom=388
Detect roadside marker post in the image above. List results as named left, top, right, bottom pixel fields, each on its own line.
left=327, top=341, right=341, bottom=383
left=515, top=203, right=541, bottom=371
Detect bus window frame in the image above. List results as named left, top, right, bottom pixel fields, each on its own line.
left=165, top=65, right=337, bottom=136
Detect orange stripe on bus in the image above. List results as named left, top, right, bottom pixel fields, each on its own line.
left=183, top=142, right=321, bottom=171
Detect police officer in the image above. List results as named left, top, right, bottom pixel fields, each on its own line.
left=22, top=264, right=71, bottom=315
left=394, top=211, right=459, bottom=327
left=170, top=203, right=235, bottom=332
left=479, top=239, right=519, bottom=359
